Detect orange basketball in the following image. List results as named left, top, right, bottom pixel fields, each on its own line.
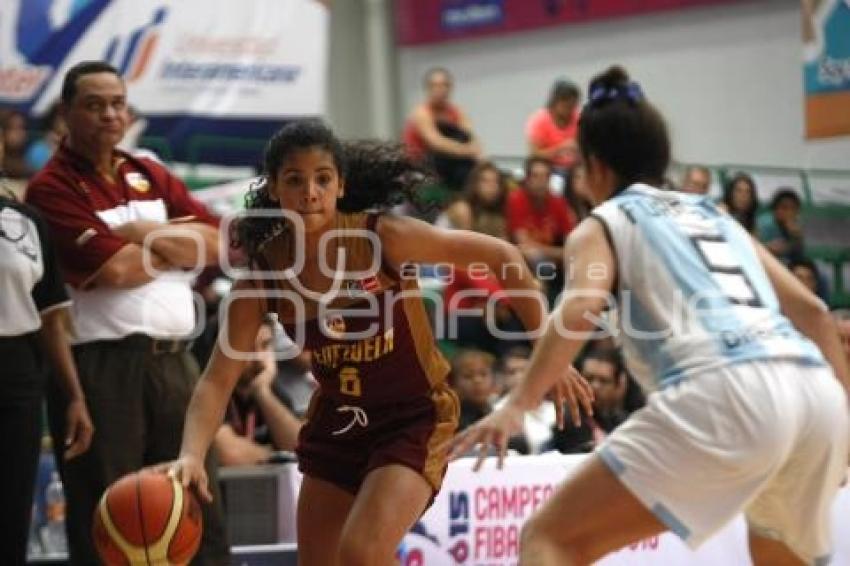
left=93, top=470, right=203, bottom=565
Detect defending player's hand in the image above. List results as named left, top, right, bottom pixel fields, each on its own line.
left=448, top=403, right=525, bottom=472
left=548, top=365, right=595, bottom=430
left=151, top=455, right=213, bottom=503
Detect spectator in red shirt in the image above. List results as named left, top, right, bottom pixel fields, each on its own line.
left=526, top=79, right=581, bottom=174
left=402, top=67, right=480, bottom=190
left=506, top=157, right=577, bottom=305
left=507, top=157, right=576, bottom=264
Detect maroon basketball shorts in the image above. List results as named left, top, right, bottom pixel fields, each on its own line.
left=296, top=385, right=459, bottom=495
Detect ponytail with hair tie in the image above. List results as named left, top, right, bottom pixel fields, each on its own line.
left=586, top=82, right=644, bottom=109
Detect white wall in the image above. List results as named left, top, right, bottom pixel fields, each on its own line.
left=327, top=1, right=372, bottom=138
left=396, top=0, right=850, bottom=170
left=326, top=0, right=398, bottom=139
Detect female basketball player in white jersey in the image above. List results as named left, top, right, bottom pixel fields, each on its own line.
left=451, top=66, right=850, bottom=565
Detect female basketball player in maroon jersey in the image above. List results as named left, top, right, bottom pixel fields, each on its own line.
left=161, top=120, right=592, bottom=565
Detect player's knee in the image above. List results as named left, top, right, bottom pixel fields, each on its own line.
left=520, top=517, right=587, bottom=565
left=337, top=529, right=387, bottom=566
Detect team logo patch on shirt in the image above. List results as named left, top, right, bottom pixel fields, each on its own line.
left=125, top=172, right=151, bottom=193
left=323, top=314, right=347, bottom=338
left=342, top=275, right=382, bottom=296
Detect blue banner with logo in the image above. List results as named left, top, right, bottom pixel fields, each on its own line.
left=0, top=0, right=329, bottom=164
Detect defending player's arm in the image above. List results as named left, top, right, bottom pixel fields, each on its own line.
left=166, top=284, right=264, bottom=501
left=754, top=239, right=850, bottom=397
left=448, top=218, right=607, bottom=467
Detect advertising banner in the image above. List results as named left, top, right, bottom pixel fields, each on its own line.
left=803, top=0, right=850, bottom=138
left=261, top=454, right=850, bottom=565
left=402, top=455, right=751, bottom=565
left=0, top=0, right=328, bottom=162
left=396, top=0, right=741, bottom=46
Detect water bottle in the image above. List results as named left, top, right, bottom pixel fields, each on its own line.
left=27, top=502, right=43, bottom=558
left=44, top=472, right=68, bottom=555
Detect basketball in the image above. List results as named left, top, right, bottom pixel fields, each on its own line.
left=92, top=470, right=203, bottom=565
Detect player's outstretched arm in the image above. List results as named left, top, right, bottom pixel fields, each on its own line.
left=753, top=238, right=850, bottom=397
left=447, top=218, right=610, bottom=468
left=377, top=213, right=546, bottom=338
left=154, top=281, right=263, bottom=501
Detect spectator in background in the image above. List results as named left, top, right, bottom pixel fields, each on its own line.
left=442, top=266, right=524, bottom=358
left=452, top=349, right=529, bottom=453
left=719, top=172, right=760, bottom=234
left=452, top=349, right=498, bottom=432
left=24, top=61, right=229, bottom=565
left=789, top=257, right=830, bottom=303
left=440, top=161, right=526, bottom=356
left=563, top=163, right=592, bottom=220
left=758, top=188, right=805, bottom=263
left=551, top=342, right=645, bottom=454
left=25, top=102, right=67, bottom=173
left=1, top=109, right=32, bottom=179
left=526, top=79, right=581, bottom=175
left=215, top=318, right=303, bottom=466
left=443, top=160, right=509, bottom=239
left=679, top=164, right=712, bottom=195
left=506, top=156, right=577, bottom=304
left=402, top=67, right=480, bottom=191
left=499, top=345, right=531, bottom=396
left=1, top=125, right=93, bottom=565
left=274, top=332, right=317, bottom=419
left=495, top=346, right=556, bottom=454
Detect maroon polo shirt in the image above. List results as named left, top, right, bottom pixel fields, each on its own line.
left=25, top=144, right=217, bottom=288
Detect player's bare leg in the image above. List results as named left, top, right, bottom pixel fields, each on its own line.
left=748, top=531, right=805, bottom=566
left=337, top=464, right=433, bottom=566
left=519, top=454, right=664, bottom=565
left=296, top=475, right=355, bottom=566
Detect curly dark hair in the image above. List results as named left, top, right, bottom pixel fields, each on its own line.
left=234, top=119, right=434, bottom=259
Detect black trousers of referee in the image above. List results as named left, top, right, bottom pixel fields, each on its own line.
left=47, top=338, right=230, bottom=566
left=0, top=397, right=42, bottom=565
left=0, top=334, right=47, bottom=566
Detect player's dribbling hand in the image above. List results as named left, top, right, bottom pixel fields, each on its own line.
left=548, top=365, right=595, bottom=430
left=448, top=403, right=525, bottom=472
left=151, top=455, right=213, bottom=503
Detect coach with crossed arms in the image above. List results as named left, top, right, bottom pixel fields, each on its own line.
left=25, top=61, right=229, bottom=565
